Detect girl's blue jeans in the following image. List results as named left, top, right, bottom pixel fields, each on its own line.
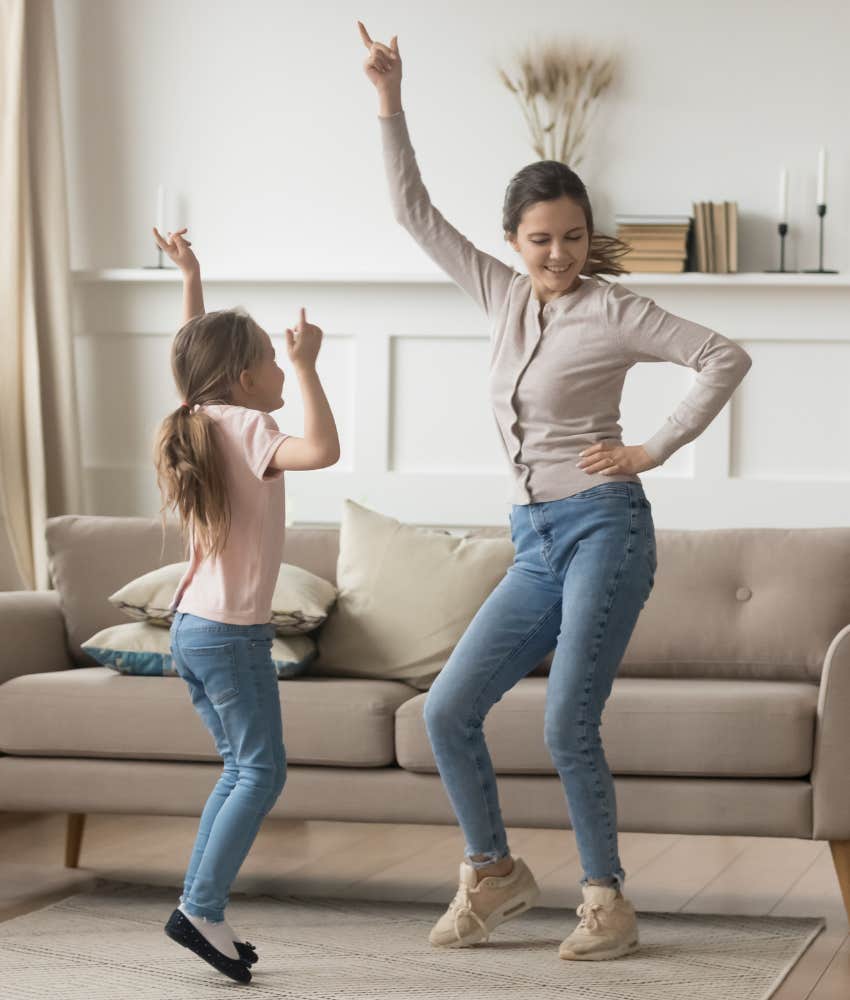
left=169, top=612, right=286, bottom=922
left=424, top=481, right=657, bottom=893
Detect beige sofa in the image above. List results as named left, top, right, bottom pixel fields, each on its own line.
left=1, top=515, right=849, bottom=923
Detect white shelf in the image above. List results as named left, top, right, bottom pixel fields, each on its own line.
left=614, top=272, right=847, bottom=286
left=73, top=269, right=452, bottom=284
left=71, top=268, right=848, bottom=287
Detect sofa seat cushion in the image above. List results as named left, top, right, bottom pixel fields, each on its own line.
left=396, top=676, right=819, bottom=778
left=0, top=668, right=417, bottom=767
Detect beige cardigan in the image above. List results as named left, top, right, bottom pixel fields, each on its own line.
left=380, top=111, right=752, bottom=505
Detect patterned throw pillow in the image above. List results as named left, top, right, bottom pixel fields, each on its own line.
left=82, top=621, right=317, bottom=679
left=108, top=562, right=337, bottom=636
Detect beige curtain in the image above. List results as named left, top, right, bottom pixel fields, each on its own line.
left=0, top=0, right=82, bottom=590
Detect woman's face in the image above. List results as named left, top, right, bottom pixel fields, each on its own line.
left=507, top=195, right=590, bottom=300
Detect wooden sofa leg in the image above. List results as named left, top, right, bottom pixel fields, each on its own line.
left=65, top=814, right=86, bottom=868
left=829, top=840, right=850, bottom=925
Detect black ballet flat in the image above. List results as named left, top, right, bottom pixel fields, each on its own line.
left=235, top=939, right=258, bottom=965
left=164, top=908, right=252, bottom=983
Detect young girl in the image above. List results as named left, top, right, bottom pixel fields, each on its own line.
left=358, top=24, right=751, bottom=961
left=151, top=226, right=340, bottom=983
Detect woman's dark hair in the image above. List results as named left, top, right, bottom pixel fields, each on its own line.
left=502, top=160, right=631, bottom=277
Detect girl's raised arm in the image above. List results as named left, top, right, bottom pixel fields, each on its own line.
left=153, top=227, right=205, bottom=323
left=358, top=23, right=514, bottom=319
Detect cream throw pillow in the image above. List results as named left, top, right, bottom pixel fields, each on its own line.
left=314, top=500, right=515, bottom=690
left=109, top=561, right=337, bottom=636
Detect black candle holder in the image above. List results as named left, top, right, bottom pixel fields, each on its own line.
left=143, top=247, right=166, bottom=270
left=803, top=204, right=838, bottom=274
left=765, top=222, right=797, bottom=273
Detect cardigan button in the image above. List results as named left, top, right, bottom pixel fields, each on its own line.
left=735, top=587, right=752, bottom=602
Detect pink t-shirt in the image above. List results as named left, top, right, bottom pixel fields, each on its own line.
left=170, top=404, right=288, bottom=625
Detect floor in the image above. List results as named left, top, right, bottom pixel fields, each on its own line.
left=0, top=812, right=847, bottom=998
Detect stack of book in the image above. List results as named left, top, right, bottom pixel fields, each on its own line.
left=691, top=201, right=738, bottom=273
left=615, top=215, right=691, bottom=273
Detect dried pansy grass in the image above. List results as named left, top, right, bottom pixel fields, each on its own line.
left=499, top=42, right=616, bottom=166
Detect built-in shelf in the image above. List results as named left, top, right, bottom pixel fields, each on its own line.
left=72, top=268, right=848, bottom=287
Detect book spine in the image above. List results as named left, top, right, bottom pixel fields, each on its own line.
left=705, top=203, right=716, bottom=273
left=727, top=201, right=738, bottom=273
left=692, top=203, right=706, bottom=272
left=712, top=202, right=728, bottom=273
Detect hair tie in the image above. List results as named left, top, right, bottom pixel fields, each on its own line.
left=181, top=400, right=190, bottom=409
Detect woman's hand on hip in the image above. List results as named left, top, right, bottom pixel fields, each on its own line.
left=357, top=21, right=401, bottom=92
left=577, top=442, right=658, bottom=476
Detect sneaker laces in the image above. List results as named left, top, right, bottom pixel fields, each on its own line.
left=576, top=901, right=604, bottom=931
left=448, top=883, right=488, bottom=941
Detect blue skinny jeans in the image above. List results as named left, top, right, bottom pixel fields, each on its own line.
left=169, top=612, right=286, bottom=921
left=424, top=481, right=657, bottom=892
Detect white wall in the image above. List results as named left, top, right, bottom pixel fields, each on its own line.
left=53, top=1, right=850, bottom=530
left=72, top=271, right=850, bottom=529
left=55, top=0, right=849, bottom=276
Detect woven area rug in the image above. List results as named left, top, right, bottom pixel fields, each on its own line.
left=0, top=879, right=825, bottom=1000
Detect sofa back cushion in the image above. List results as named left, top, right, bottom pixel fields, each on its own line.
left=619, top=527, right=850, bottom=683
left=47, top=517, right=850, bottom=681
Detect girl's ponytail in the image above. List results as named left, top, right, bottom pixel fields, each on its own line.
left=153, top=308, right=266, bottom=560
left=154, top=404, right=231, bottom=560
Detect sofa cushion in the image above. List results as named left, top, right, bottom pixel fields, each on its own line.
left=617, top=528, right=850, bottom=683
left=314, top=501, right=515, bottom=690
left=108, top=561, right=338, bottom=636
left=82, top=622, right=316, bottom=680
left=395, top=676, right=819, bottom=778
left=0, top=668, right=417, bottom=767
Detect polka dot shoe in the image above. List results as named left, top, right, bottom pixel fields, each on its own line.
left=164, top=908, right=252, bottom=983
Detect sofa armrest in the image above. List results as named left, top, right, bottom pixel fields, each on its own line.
left=813, top=623, right=850, bottom=840
left=0, top=591, right=73, bottom=685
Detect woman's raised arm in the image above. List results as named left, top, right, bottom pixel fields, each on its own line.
left=358, top=22, right=514, bottom=319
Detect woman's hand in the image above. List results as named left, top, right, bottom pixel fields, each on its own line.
left=357, top=21, right=401, bottom=91
left=285, top=307, right=323, bottom=371
left=577, top=442, right=658, bottom=476
left=152, top=227, right=199, bottom=275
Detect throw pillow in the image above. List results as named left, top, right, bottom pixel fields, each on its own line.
left=314, top=500, right=514, bottom=690
left=82, top=621, right=316, bottom=679
left=108, top=562, right=337, bottom=636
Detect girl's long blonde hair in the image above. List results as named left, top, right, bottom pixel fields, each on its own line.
left=153, top=308, right=266, bottom=560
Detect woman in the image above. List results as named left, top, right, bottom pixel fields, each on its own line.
left=358, top=22, right=751, bottom=961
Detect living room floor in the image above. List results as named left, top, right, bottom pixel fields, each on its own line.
left=0, top=813, right=846, bottom=999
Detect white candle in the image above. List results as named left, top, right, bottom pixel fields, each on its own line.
left=156, top=184, right=165, bottom=234
left=816, top=147, right=826, bottom=205
left=778, top=167, right=788, bottom=221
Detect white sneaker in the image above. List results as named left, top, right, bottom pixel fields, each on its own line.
left=429, top=857, right=540, bottom=948
left=558, top=883, right=640, bottom=961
